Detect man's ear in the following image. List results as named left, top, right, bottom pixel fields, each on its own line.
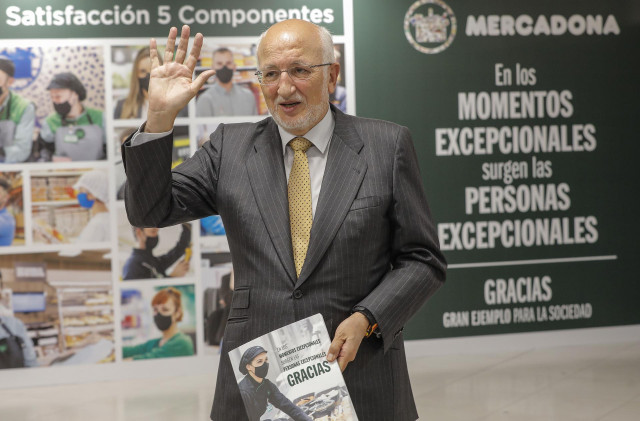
left=327, top=62, right=341, bottom=95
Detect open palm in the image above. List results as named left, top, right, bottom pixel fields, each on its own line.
left=146, top=25, right=215, bottom=132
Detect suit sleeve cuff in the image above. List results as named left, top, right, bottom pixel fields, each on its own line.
left=130, top=122, right=173, bottom=146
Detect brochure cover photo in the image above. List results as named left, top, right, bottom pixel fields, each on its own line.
left=228, top=313, right=359, bottom=421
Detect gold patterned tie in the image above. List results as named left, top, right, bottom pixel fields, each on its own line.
left=288, top=137, right=313, bottom=277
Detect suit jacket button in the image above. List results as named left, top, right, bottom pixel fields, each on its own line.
left=293, top=290, right=303, bottom=299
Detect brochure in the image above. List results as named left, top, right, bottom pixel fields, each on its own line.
left=228, top=313, right=359, bottom=421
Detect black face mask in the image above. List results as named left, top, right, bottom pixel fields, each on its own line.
left=145, top=236, right=158, bottom=250
left=253, top=362, right=269, bottom=378
left=154, top=313, right=173, bottom=331
left=216, top=66, right=234, bottom=84
left=54, top=101, right=72, bottom=118
left=138, top=74, right=150, bottom=92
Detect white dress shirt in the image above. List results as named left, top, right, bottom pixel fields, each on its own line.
left=278, top=109, right=334, bottom=217
left=131, top=108, right=334, bottom=218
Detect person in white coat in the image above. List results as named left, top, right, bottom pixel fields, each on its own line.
left=74, top=170, right=110, bottom=242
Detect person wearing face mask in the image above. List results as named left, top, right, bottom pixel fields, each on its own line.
left=113, top=47, right=190, bottom=120
left=237, top=346, right=312, bottom=421
left=123, top=287, right=194, bottom=360
left=39, top=72, right=105, bottom=161
left=122, top=223, right=191, bottom=280
left=114, top=47, right=156, bottom=120
left=0, top=56, right=36, bottom=163
left=72, top=170, right=110, bottom=243
left=196, top=47, right=258, bottom=117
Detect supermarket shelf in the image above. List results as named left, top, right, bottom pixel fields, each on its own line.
left=32, top=200, right=78, bottom=206
left=63, top=324, right=114, bottom=335
left=31, top=171, right=86, bottom=177
left=121, top=326, right=146, bottom=334
left=62, top=305, right=113, bottom=313
left=66, top=338, right=114, bottom=349
left=56, top=286, right=112, bottom=292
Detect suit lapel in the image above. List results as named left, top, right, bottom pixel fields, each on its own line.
left=246, top=120, right=297, bottom=284
left=295, top=108, right=367, bottom=288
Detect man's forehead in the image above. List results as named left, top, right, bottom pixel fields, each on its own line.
left=261, top=46, right=307, bottom=64
left=213, top=51, right=233, bottom=60
left=259, top=43, right=323, bottom=68
left=258, top=23, right=323, bottom=63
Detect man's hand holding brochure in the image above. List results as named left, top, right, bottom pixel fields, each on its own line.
left=228, top=314, right=359, bottom=421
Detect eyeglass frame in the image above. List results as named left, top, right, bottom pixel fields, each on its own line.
left=254, top=63, right=333, bottom=85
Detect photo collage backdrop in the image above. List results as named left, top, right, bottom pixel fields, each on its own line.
left=0, top=31, right=351, bottom=370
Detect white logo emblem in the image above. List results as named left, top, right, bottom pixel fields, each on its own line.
left=404, top=0, right=457, bottom=54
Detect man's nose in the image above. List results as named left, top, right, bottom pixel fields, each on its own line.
left=277, top=71, right=297, bottom=97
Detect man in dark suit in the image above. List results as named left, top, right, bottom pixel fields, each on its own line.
left=122, top=20, right=447, bottom=421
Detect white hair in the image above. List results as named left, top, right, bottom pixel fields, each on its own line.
left=256, top=21, right=335, bottom=66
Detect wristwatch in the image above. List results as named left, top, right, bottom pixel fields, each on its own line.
left=353, top=306, right=380, bottom=338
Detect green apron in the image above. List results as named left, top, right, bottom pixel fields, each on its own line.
left=0, top=93, right=16, bottom=151
left=54, top=113, right=104, bottom=161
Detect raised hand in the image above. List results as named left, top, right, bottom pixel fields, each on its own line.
left=145, top=25, right=215, bottom=133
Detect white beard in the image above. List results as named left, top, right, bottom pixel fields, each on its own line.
left=271, top=99, right=327, bottom=134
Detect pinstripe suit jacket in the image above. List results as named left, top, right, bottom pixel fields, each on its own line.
left=122, top=104, right=447, bottom=421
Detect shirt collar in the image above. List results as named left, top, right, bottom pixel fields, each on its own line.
left=279, top=107, right=335, bottom=155
left=62, top=108, right=88, bottom=124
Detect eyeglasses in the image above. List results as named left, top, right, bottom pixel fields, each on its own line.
left=254, top=63, right=332, bottom=85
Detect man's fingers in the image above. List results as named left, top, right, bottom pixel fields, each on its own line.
left=336, top=345, right=357, bottom=372
left=337, top=356, right=349, bottom=372
left=164, top=27, right=178, bottom=64
left=326, top=337, right=345, bottom=362
left=174, top=25, right=191, bottom=64
left=192, top=70, right=216, bottom=93
left=149, top=38, right=160, bottom=70
left=185, top=33, right=204, bottom=70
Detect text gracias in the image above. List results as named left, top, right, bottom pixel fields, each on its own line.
left=277, top=340, right=333, bottom=387
left=443, top=276, right=592, bottom=328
